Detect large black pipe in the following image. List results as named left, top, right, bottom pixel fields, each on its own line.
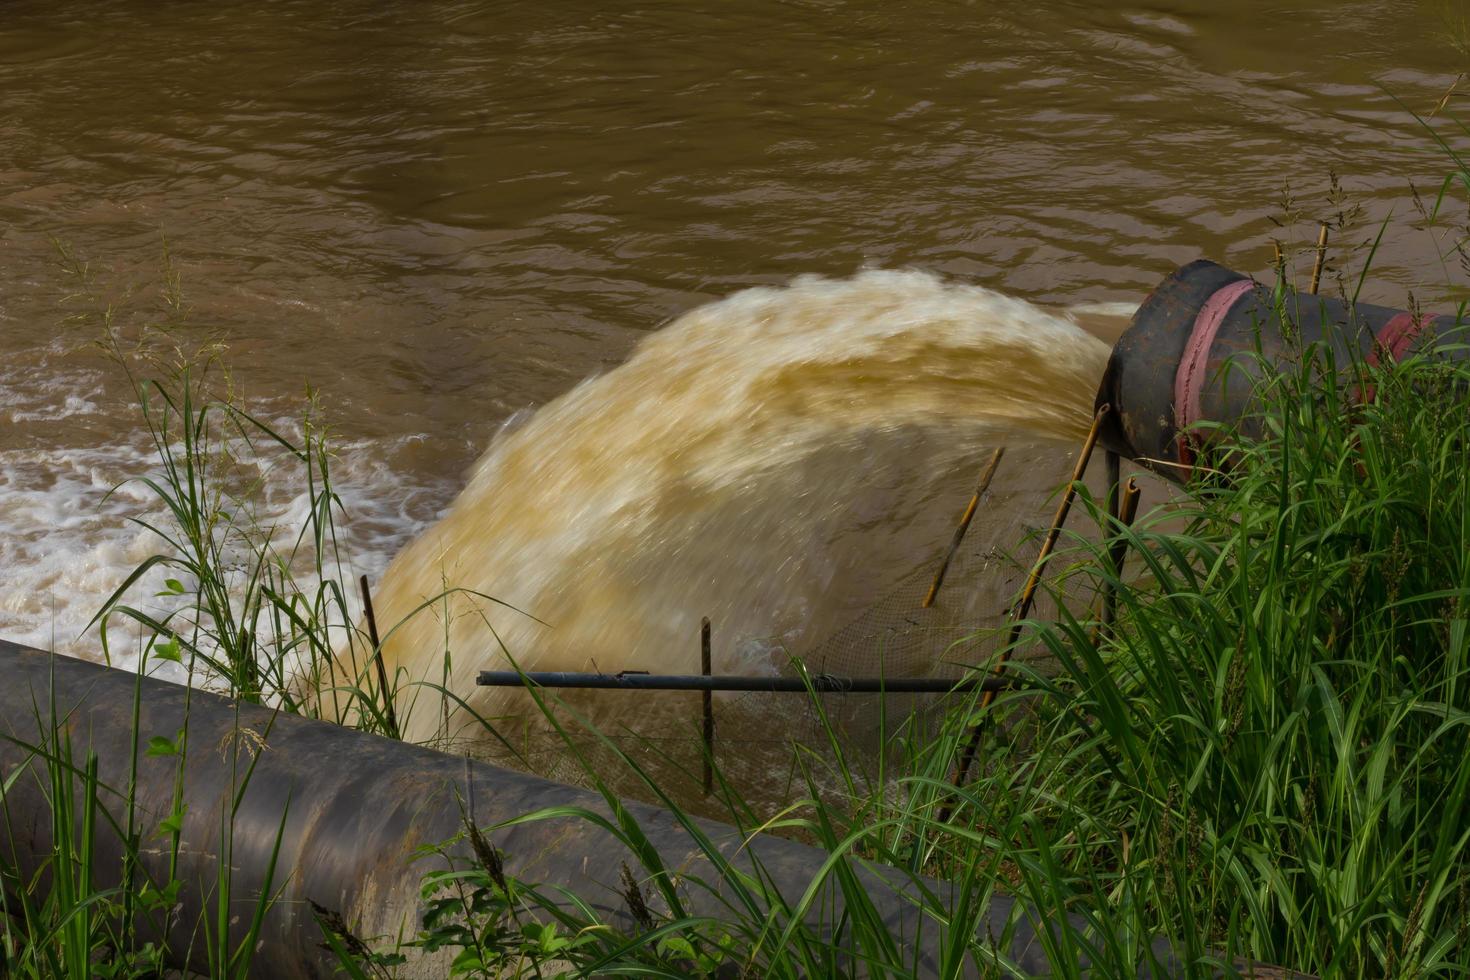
left=0, top=641, right=1306, bottom=978
left=1096, top=259, right=1465, bottom=480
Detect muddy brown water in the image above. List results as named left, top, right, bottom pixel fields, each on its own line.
left=2, top=0, right=1468, bottom=804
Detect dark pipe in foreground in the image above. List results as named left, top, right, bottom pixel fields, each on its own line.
left=0, top=641, right=1301, bottom=978
left=1096, top=259, right=1465, bottom=480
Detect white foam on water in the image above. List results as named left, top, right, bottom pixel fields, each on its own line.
left=0, top=364, right=107, bottom=423
left=0, top=387, right=447, bottom=680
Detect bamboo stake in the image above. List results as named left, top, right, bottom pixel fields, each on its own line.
left=1105, top=449, right=1120, bottom=539
left=1309, top=222, right=1330, bottom=294
left=923, top=447, right=1006, bottom=609
left=943, top=405, right=1110, bottom=813
left=359, top=574, right=399, bottom=739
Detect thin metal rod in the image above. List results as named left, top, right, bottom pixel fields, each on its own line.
left=701, top=617, right=713, bottom=797
left=923, top=447, right=1006, bottom=609
left=946, top=404, right=1110, bottom=807
left=1100, top=477, right=1143, bottom=636
left=358, top=574, right=399, bottom=739
left=1309, top=222, right=1330, bottom=294
left=475, top=670, right=1019, bottom=694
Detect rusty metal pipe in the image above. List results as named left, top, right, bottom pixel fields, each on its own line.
left=0, top=639, right=1224, bottom=978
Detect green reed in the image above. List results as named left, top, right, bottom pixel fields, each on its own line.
left=915, top=328, right=1470, bottom=976
left=0, top=657, right=285, bottom=979
left=86, top=355, right=401, bottom=733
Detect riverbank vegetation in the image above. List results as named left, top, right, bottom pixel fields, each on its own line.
left=6, top=177, right=1470, bottom=980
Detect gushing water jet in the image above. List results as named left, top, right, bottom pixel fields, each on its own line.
left=335, top=270, right=1114, bottom=755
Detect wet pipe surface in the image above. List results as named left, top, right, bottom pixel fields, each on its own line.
left=0, top=639, right=1307, bottom=978
left=1097, top=259, right=1466, bottom=481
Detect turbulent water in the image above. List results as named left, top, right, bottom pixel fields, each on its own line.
left=356, top=270, right=1112, bottom=743
left=2, top=0, right=1468, bottom=773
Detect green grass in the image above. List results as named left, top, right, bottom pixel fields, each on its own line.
left=0, top=657, right=286, bottom=979
left=952, top=329, right=1470, bottom=976
left=89, top=359, right=378, bottom=720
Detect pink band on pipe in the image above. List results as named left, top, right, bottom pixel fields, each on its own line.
left=1174, top=278, right=1255, bottom=464
left=1357, top=311, right=1436, bottom=404
left=1368, top=312, right=1434, bottom=368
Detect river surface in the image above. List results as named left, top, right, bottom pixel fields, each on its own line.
left=2, top=1, right=1468, bottom=785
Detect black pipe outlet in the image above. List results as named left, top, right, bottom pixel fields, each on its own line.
left=1095, top=259, right=1465, bottom=481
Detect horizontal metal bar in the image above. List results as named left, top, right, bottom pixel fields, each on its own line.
left=475, top=670, right=1020, bottom=693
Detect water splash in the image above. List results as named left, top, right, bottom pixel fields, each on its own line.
left=358, top=270, right=1113, bottom=744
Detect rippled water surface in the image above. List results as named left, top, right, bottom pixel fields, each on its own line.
left=2, top=0, right=1467, bottom=663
